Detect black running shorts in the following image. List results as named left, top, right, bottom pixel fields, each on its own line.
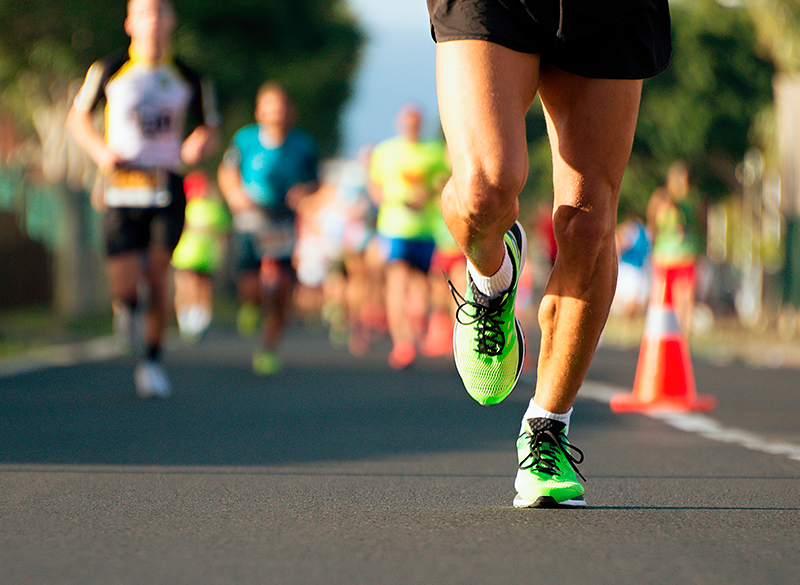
left=427, top=0, right=671, bottom=79
left=102, top=172, right=187, bottom=256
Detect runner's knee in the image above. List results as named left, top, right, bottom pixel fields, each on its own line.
left=448, top=159, right=526, bottom=228
left=553, top=204, right=616, bottom=272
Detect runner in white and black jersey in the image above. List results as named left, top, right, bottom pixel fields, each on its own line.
left=67, top=0, right=219, bottom=399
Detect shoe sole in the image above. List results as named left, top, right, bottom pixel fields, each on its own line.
left=504, top=220, right=528, bottom=400
left=507, top=221, right=527, bottom=272
left=512, top=494, right=586, bottom=508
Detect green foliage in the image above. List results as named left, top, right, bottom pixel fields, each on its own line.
left=632, top=0, right=774, bottom=207
left=745, top=0, right=800, bottom=73
left=0, top=0, right=363, bottom=158
left=173, top=0, right=363, bottom=156
left=0, top=1, right=128, bottom=131
left=520, top=0, right=776, bottom=218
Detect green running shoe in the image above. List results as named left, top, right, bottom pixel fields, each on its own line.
left=449, top=221, right=527, bottom=405
left=513, top=418, right=586, bottom=508
left=252, top=350, right=282, bottom=376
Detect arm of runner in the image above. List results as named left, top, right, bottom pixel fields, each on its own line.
left=217, top=161, right=257, bottom=216
left=285, top=180, right=320, bottom=212
left=65, top=105, right=123, bottom=174
left=366, top=143, right=385, bottom=207
left=181, top=125, right=219, bottom=166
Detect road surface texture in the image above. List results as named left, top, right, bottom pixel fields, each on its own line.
left=1, top=325, right=798, bottom=584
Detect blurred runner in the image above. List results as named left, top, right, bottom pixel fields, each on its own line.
left=292, top=165, right=344, bottom=339
left=66, top=0, right=219, bottom=399
left=294, top=150, right=379, bottom=354
left=338, top=146, right=381, bottom=356
left=171, top=171, right=231, bottom=341
left=422, top=208, right=465, bottom=358
left=612, top=211, right=651, bottom=320
left=647, top=160, right=704, bottom=335
left=218, top=82, right=319, bottom=376
left=369, top=104, right=450, bottom=370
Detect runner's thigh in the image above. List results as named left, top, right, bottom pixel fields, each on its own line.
left=538, top=69, right=642, bottom=209
left=436, top=40, right=539, bottom=200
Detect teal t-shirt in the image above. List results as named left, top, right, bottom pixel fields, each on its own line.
left=224, top=125, right=318, bottom=220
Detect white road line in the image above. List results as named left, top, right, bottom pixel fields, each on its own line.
left=581, top=381, right=800, bottom=463
left=3, top=344, right=799, bottom=464
left=0, top=337, right=118, bottom=378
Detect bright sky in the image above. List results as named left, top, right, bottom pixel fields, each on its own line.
left=339, top=0, right=439, bottom=157
left=347, top=0, right=430, bottom=31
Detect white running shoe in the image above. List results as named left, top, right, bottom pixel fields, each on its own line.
left=134, top=360, right=171, bottom=399
left=177, top=305, right=212, bottom=342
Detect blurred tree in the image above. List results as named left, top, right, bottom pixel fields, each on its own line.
left=174, top=0, right=363, bottom=157
left=742, top=0, right=800, bottom=193
left=632, top=0, right=774, bottom=206
left=743, top=1, right=800, bottom=309
left=520, top=0, right=776, bottom=218
left=0, top=0, right=362, bottom=317
left=745, top=0, right=800, bottom=72
left=0, top=0, right=363, bottom=166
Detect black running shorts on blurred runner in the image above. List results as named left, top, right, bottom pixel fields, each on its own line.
left=427, top=0, right=671, bottom=79
left=103, top=172, right=187, bottom=257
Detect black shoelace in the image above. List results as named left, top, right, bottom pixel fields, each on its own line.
left=446, top=274, right=508, bottom=356
left=518, top=426, right=586, bottom=482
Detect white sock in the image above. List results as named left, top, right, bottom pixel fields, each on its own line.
left=468, top=250, right=513, bottom=298
left=522, top=400, right=573, bottom=435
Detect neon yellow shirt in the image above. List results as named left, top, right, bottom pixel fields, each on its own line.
left=370, top=137, right=450, bottom=239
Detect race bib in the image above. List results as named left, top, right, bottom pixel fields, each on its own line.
left=234, top=209, right=296, bottom=260
left=104, top=168, right=171, bottom=208
left=256, top=222, right=295, bottom=260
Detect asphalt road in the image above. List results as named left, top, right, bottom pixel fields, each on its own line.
left=1, top=324, right=798, bottom=585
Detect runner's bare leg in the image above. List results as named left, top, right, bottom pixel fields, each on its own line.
left=534, top=68, right=642, bottom=413
left=436, top=40, right=539, bottom=279
left=437, top=39, right=642, bottom=413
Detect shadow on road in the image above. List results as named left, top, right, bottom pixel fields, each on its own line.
left=0, top=328, right=625, bottom=468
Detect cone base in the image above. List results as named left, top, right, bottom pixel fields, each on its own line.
left=610, top=392, right=717, bottom=413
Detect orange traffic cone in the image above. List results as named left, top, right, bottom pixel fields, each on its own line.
left=610, top=265, right=716, bottom=413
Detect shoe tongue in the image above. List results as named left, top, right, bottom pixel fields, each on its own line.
left=468, top=280, right=492, bottom=306
left=469, top=280, right=507, bottom=309
left=527, top=417, right=566, bottom=435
